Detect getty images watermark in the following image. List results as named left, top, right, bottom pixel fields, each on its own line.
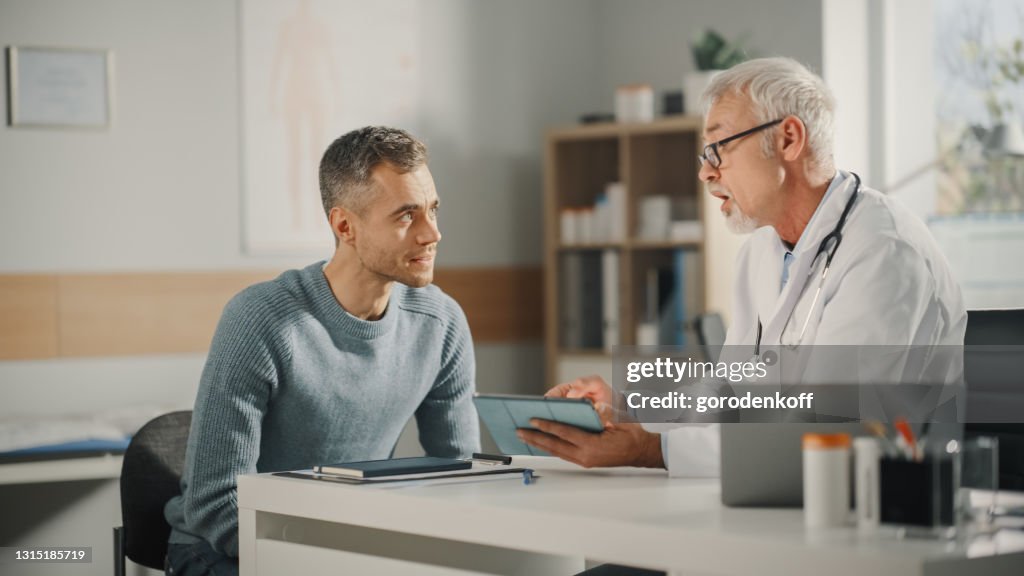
left=610, top=345, right=1024, bottom=424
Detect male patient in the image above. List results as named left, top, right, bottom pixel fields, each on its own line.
left=164, top=126, right=480, bottom=575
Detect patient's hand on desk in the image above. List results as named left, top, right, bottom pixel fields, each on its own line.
left=516, top=414, right=664, bottom=469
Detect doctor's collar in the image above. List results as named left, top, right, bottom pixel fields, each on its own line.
left=787, top=170, right=848, bottom=255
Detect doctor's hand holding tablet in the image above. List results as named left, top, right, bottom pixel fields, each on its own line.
left=516, top=376, right=666, bottom=469
left=545, top=375, right=616, bottom=415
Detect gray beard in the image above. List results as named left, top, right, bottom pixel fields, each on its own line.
left=724, top=205, right=760, bottom=234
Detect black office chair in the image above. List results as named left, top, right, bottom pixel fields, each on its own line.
left=964, top=309, right=1024, bottom=490
left=113, top=411, right=192, bottom=576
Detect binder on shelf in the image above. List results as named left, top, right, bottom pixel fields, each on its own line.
left=560, top=253, right=583, bottom=348
left=637, top=266, right=676, bottom=346
left=579, top=252, right=604, bottom=348
left=559, top=251, right=614, bottom=351
left=673, top=250, right=687, bottom=345
left=602, top=249, right=620, bottom=351
left=654, top=266, right=677, bottom=345
left=670, top=249, right=704, bottom=345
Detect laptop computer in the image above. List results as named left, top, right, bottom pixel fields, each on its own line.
left=720, top=423, right=866, bottom=507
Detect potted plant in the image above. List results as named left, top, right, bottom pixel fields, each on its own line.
left=683, top=29, right=750, bottom=114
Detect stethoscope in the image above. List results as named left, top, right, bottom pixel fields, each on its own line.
left=754, top=172, right=861, bottom=355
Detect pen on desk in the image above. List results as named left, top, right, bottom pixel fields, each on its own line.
left=522, top=469, right=537, bottom=485
left=472, top=452, right=512, bottom=466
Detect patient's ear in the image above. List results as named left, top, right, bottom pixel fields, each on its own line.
left=330, top=206, right=357, bottom=247
left=779, top=115, right=807, bottom=162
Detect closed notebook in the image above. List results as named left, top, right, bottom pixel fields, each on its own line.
left=314, top=456, right=471, bottom=478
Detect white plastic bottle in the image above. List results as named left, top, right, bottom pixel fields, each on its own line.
left=803, top=433, right=851, bottom=528
left=853, top=437, right=881, bottom=531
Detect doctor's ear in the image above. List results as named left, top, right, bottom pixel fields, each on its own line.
left=777, top=115, right=807, bottom=162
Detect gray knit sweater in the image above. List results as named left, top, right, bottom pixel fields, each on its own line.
left=164, top=262, right=480, bottom=556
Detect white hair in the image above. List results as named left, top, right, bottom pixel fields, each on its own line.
left=700, top=57, right=836, bottom=178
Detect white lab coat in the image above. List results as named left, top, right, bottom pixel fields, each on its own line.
left=661, top=170, right=967, bottom=477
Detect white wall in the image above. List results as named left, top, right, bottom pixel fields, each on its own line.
left=876, top=0, right=936, bottom=219
left=823, top=0, right=936, bottom=220
left=0, top=0, right=261, bottom=273
left=823, top=0, right=872, bottom=180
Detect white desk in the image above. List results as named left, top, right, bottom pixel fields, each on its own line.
left=0, top=454, right=123, bottom=485
left=238, top=460, right=1024, bottom=576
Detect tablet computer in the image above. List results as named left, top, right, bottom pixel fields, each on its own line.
left=473, top=393, right=604, bottom=456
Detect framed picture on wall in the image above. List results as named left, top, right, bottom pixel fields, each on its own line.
left=6, top=46, right=113, bottom=129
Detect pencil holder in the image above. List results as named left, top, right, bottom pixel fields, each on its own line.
left=879, top=456, right=955, bottom=533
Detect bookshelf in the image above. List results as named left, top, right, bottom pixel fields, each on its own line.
left=543, top=116, right=707, bottom=387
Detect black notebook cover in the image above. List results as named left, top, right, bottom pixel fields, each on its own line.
left=314, top=456, right=471, bottom=478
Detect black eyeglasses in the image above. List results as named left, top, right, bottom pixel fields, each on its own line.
left=698, top=118, right=783, bottom=169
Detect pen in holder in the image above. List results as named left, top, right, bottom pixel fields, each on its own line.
left=879, top=455, right=956, bottom=537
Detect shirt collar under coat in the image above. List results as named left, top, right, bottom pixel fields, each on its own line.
left=755, top=169, right=857, bottom=332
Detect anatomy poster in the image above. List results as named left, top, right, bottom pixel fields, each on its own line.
left=240, top=0, right=421, bottom=253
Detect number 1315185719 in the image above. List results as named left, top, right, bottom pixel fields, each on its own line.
left=4, top=547, right=90, bottom=563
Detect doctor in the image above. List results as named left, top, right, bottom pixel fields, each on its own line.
left=518, top=57, right=967, bottom=476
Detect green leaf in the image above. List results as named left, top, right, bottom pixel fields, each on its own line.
left=691, top=28, right=749, bottom=70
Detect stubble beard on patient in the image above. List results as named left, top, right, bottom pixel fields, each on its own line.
left=358, top=243, right=435, bottom=288
left=708, top=183, right=760, bottom=235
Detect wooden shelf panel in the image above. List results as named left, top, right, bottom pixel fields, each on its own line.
left=547, top=123, right=622, bottom=141
left=557, top=349, right=611, bottom=358
left=547, top=116, right=703, bottom=141
left=556, top=240, right=702, bottom=251
left=629, top=240, right=703, bottom=250
left=556, top=243, right=624, bottom=251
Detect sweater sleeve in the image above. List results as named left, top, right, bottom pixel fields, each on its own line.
left=415, top=301, right=481, bottom=458
left=177, top=290, right=288, bottom=557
